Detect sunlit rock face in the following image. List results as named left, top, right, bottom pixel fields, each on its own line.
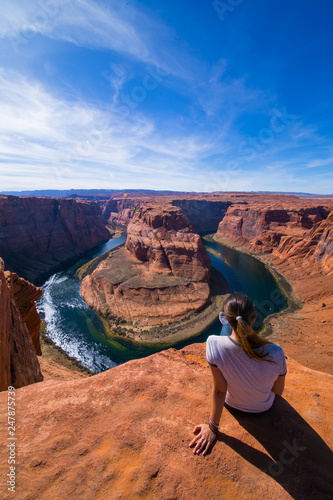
left=5, top=271, right=42, bottom=355
left=217, top=200, right=333, bottom=273
left=0, top=258, right=43, bottom=392
left=0, top=344, right=332, bottom=499
left=81, top=203, right=211, bottom=326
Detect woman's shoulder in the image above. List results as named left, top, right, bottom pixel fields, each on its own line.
left=206, top=335, right=234, bottom=355
left=207, top=335, right=230, bottom=347
left=264, top=342, right=285, bottom=354
left=261, top=342, right=286, bottom=363
left=206, top=335, right=231, bottom=365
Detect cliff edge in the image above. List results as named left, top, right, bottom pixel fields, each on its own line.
left=0, top=258, right=42, bottom=391
left=0, top=344, right=332, bottom=499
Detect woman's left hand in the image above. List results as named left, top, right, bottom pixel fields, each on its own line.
left=189, top=423, right=217, bottom=456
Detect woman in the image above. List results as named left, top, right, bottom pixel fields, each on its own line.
left=189, top=292, right=287, bottom=456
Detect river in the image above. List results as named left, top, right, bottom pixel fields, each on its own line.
left=37, top=233, right=287, bottom=373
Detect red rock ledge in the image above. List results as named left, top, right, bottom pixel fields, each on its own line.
left=0, top=344, right=332, bottom=499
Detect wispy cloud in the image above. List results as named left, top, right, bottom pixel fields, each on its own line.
left=0, top=70, right=218, bottom=191
left=0, top=0, right=197, bottom=82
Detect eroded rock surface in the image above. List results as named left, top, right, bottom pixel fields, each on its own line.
left=4, top=271, right=42, bottom=354
left=0, top=258, right=43, bottom=391
left=0, top=344, right=332, bottom=499
left=217, top=201, right=333, bottom=273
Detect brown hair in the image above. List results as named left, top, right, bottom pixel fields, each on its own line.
left=223, top=292, right=275, bottom=363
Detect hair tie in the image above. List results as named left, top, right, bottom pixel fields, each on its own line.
left=236, top=316, right=242, bottom=321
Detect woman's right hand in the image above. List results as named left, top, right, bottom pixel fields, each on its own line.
left=189, top=423, right=217, bottom=456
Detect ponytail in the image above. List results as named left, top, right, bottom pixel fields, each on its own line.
left=224, top=293, right=275, bottom=363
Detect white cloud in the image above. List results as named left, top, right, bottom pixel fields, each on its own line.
left=0, top=70, right=218, bottom=191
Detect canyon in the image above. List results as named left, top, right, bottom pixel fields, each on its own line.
left=0, top=191, right=333, bottom=498
left=79, top=203, right=222, bottom=343
left=0, top=195, right=111, bottom=284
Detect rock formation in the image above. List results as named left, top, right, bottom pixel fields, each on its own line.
left=311, top=211, right=333, bottom=274
left=0, top=258, right=43, bottom=392
left=101, top=197, right=142, bottom=226
left=81, top=204, right=211, bottom=328
left=0, top=344, right=332, bottom=499
left=4, top=271, right=42, bottom=354
left=217, top=201, right=333, bottom=273
left=0, top=195, right=111, bottom=284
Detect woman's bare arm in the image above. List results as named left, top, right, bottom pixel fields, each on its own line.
left=189, top=366, right=227, bottom=455
left=210, top=365, right=227, bottom=425
left=272, top=375, right=285, bottom=396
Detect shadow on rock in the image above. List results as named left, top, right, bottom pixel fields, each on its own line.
left=217, top=396, right=333, bottom=499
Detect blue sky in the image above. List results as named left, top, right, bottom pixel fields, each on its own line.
left=0, top=0, right=332, bottom=193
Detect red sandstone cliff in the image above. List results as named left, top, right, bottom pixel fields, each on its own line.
left=101, top=197, right=142, bottom=226
left=311, top=211, right=333, bottom=274
left=5, top=271, right=42, bottom=354
left=0, top=195, right=111, bottom=284
left=125, top=204, right=211, bottom=280
left=0, top=258, right=43, bottom=392
left=0, top=344, right=332, bottom=499
left=217, top=201, right=333, bottom=273
left=81, top=204, right=211, bottom=327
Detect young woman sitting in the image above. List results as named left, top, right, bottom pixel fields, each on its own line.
left=189, top=292, right=287, bottom=456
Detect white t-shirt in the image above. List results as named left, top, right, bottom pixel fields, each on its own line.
left=206, top=335, right=287, bottom=413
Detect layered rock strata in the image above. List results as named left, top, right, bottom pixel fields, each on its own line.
left=0, top=258, right=43, bottom=391
left=0, top=195, right=110, bottom=284
left=217, top=202, right=333, bottom=273
left=5, top=271, right=42, bottom=354
left=81, top=204, right=212, bottom=328
left=0, top=344, right=332, bottom=499
left=101, top=197, right=142, bottom=226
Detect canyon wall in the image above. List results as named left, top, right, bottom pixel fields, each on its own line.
left=313, top=211, right=333, bottom=273
left=81, top=204, right=211, bottom=327
left=217, top=201, right=333, bottom=273
left=0, top=258, right=43, bottom=391
left=0, top=195, right=111, bottom=284
left=5, top=271, right=42, bottom=354
left=101, top=197, right=143, bottom=226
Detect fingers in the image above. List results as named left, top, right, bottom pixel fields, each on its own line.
left=193, top=437, right=206, bottom=455
left=192, top=425, right=201, bottom=433
left=202, top=441, right=211, bottom=456
left=190, top=434, right=217, bottom=456
left=188, top=437, right=197, bottom=448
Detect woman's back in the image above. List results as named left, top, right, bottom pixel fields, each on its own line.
left=206, top=335, right=287, bottom=412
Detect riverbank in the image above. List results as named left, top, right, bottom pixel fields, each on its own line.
left=39, top=322, right=95, bottom=377
left=208, top=233, right=301, bottom=326
left=88, top=266, right=230, bottom=345
left=212, top=233, right=333, bottom=375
